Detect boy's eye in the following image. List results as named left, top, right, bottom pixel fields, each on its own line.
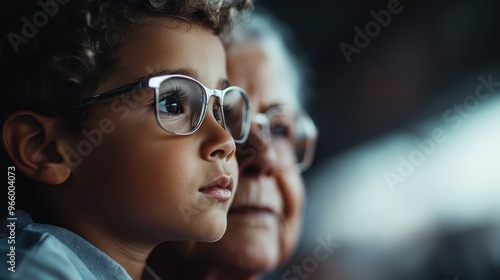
left=160, top=95, right=181, bottom=114
left=158, top=89, right=189, bottom=116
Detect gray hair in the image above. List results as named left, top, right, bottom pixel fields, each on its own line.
left=226, top=8, right=311, bottom=110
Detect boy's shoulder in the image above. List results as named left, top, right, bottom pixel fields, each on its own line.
left=0, top=210, right=131, bottom=280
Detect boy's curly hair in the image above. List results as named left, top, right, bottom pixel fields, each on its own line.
left=0, top=0, right=252, bottom=129
left=0, top=0, right=252, bottom=216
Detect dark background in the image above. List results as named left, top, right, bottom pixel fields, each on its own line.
left=258, top=0, right=500, bottom=171
left=257, top=0, right=500, bottom=279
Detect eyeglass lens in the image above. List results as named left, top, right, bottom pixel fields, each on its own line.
left=156, top=76, right=248, bottom=141
left=264, top=110, right=316, bottom=170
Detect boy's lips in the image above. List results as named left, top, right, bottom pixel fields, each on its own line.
left=199, top=175, right=233, bottom=201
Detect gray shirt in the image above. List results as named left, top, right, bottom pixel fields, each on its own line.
left=0, top=210, right=159, bottom=279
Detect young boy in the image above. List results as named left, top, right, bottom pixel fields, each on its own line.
left=1, top=0, right=252, bottom=279
left=147, top=8, right=318, bottom=279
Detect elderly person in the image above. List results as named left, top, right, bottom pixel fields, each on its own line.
left=148, top=9, right=317, bottom=279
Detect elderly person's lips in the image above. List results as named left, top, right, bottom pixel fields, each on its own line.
left=229, top=177, right=283, bottom=219
left=228, top=205, right=276, bottom=215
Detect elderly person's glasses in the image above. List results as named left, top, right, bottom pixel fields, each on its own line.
left=47, top=74, right=251, bottom=143
left=253, top=106, right=318, bottom=172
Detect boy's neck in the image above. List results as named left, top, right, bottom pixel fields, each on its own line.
left=41, top=186, right=153, bottom=279
left=72, top=220, right=152, bottom=280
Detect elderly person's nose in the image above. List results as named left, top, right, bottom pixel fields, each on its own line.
left=236, top=122, right=278, bottom=176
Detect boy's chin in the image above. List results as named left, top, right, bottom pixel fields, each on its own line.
left=189, top=212, right=228, bottom=242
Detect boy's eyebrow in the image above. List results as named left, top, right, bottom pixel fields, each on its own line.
left=140, top=68, right=199, bottom=80
left=140, top=69, right=230, bottom=90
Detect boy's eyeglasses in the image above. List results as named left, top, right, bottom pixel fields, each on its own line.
left=253, top=106, right=318, bottom=172
left=47, top=74, right=251, bottom=143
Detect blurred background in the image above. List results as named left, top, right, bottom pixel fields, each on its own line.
left=258, top=0, right=500, bottom=279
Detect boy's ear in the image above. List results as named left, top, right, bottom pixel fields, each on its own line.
left=2, top=111, right=71, bottom=185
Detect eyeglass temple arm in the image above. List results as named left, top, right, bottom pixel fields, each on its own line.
left=297, top=114, right=318, bottom=173
left=46, top=81, right=144, bottom=115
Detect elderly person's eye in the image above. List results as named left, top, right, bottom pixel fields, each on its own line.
left=271, top=119, right=294, bottom=139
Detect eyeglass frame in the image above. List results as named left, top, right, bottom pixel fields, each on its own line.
left=252, top=106, right=318, bottom=172
left=45, top=74, right=252, bottom=144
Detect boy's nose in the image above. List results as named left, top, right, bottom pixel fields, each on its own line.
left=199, top=97, right=235, bottom=161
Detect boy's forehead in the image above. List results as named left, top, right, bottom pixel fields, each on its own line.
left=104, top=18, right=227, bottom=90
